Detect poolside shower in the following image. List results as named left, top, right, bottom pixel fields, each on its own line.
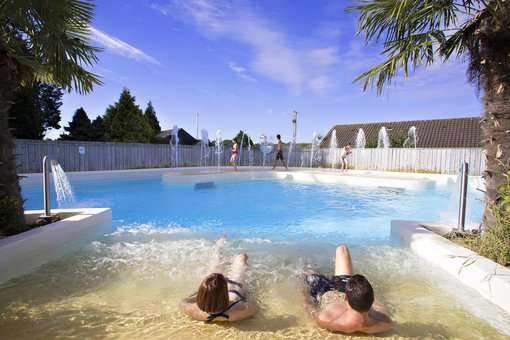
left=41, top=156, right=75, bottom=218
left=215, top=130, right=223, bottom=168
left=171, top=125, right=179, bottom=167
left=329, top=129, right=338, bottom=168
left=377, top=127, right=391, bottom=148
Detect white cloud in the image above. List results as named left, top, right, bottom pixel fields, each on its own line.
left=310, top=76, right=333, bottom=94
left=308, top=47, right=340, bottom=67
left=89, top=27, right=160, bottom=65
left=228, top=62, right=257, bottom=82
left=152, top=0, right=339, bottom=95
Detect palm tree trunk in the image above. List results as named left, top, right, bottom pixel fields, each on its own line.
left=0, top=42, right=25, bottom=235
left=480, top=4, right=510, bottom=229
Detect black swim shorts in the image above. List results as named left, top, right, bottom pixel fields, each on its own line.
left=276, top=151, right=284, bottom=160
left=304, top=274, right=352, bottom=303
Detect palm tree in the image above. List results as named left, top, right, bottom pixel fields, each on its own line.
left=0, top=0, right=101, bottom=235
left=349, top=0, right=510, bottom=229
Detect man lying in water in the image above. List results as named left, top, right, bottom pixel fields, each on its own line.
left=303, top=245, right=393, bottom=334
left=180, top=236, right=258, bottom=322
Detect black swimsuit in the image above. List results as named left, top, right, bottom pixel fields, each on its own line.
left=276, top=150, right=284, bottom=160
left=304, top=273, right=352, bottom=304
left=206, top=289, right=247, bottom=322
left=204, top=279, right=247, bottom=322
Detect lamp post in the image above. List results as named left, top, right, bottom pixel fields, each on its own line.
left=287, top=111, right=297, bottom=167
left=292, top=111, right=297, bottom=143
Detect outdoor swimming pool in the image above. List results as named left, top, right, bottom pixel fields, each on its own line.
left=1, top=170, right=509, bottom=339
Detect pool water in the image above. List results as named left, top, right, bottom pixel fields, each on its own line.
left=20, top=175, right=483, bottom=244
left=1, top=172, right=508, bottom=339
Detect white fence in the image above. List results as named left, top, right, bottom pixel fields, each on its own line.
left=318, top=148, right=485, bottom=175
left=15, top=139, right=484, bottom=175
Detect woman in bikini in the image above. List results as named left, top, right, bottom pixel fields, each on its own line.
left=340, top=143, right=352, bottom=173
left=230, top=139, right=239, bottom=171
left=180, top=237, right=258, bottom=322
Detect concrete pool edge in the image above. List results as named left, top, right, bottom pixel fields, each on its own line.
left=391, top=220, right=510, bottom=317
left=20, top=167, right=484, bottom=190
left=0, top=208, right=112, bottom=284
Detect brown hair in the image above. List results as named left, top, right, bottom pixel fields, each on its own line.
left=345, top=274, right=374, bottom=313
left=196, top=273, right=229, bottom=313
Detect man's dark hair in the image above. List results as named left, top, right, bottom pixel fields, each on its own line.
left=276, top=134, right=281, bottom=139
left=345, top=274, right=374, bottom=312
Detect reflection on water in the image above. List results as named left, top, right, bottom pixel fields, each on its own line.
left=0, top=228, right=508, bottom=339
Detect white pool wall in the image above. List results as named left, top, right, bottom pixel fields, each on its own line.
left=21, top=166, right=481, bottom=192
left=0, top=208, right=112, bottom=284
left=391, top=220, right=510, bottom=318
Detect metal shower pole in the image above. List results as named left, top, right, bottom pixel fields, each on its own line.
left=458, top=162, right=469, bottom=231
left=42, top=156, right=52, bottom=218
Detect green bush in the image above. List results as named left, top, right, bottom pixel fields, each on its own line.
left=0, top=196, right=21, bottom=237
left=478, top=170, right=510, bottom=266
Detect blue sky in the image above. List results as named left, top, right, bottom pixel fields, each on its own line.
left=54, top=0, right=482, bottom=142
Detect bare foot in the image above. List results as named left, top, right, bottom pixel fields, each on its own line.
left=216, top=235, right=228, bottom=248
left=234, top=253, right=248, bottom=265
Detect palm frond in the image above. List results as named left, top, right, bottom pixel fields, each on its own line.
left=347, top=0, right=491, bottom=93
left=0, top=0, right=102, bottom=93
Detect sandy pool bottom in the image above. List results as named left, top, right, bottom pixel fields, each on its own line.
left=0, top=232, right=508, bottom=339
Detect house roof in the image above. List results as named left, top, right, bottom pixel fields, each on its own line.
left=157, top=128, right=198, bottom=145
left=320, top=117, right=481, bottom=148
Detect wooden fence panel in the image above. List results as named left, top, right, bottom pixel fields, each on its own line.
left=15, top=139, right=484, bottom=175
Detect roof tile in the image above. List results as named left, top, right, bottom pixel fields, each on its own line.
left=320, top=117, right=481, bottom=148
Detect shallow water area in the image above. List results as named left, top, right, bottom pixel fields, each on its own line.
left=1, top=172, right=508, bottom=339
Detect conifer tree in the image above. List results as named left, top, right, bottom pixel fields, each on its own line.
left=144, top=101, right=161, bottom=135
left=9, top=82, right=63, bottom=139
left=89, top=116, right=105, bottom=141
left=60, top=107, right=92, bottom=140
left=103, top=88, right=153, bottom=143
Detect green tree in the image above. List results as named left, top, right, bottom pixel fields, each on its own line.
left=9, top=82, right=63, bottom=139
left=144, top=101, right=161, bottom=137
left=233, top=130, right=254, bottom=147
left=60, top=108, right=92, bottom=141
left=390, top=134, right=406, bottom=148
left=103, top=89, right=153, bottom=143
left=0, top=0, right=101, bottom=235
left=89, top=116, right=105, bottom=141
left=350, top=0, right=510, bottom=228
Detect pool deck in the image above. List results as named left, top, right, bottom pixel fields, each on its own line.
left=20, top=166, right=467, bottom=193
left=391, top=220, right=510, bottom=318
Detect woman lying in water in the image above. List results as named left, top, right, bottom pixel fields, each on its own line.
left=180, top=237, right=258, bottom=322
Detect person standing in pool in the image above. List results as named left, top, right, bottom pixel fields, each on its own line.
left=180, top=237, right=258, bottom=322
left=340, top=143, right=352, bottom=173
left=230, top=139, right=239, bottom=171
left=303, top=245, right=392, bottom=334
left=272, top=134, right=288, bottom=170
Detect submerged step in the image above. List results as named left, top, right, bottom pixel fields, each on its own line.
left=194, top=181, right=216, bottom=190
